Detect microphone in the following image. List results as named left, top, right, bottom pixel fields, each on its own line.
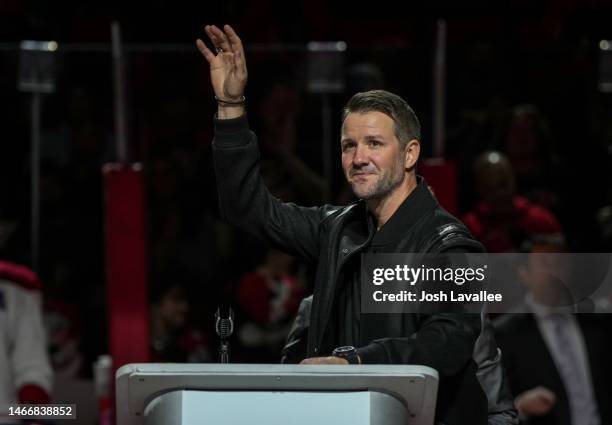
left=215, top=306, right=234, bottom=363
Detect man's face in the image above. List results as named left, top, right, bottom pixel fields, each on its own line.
left=341, top=111, right=406, bottom=200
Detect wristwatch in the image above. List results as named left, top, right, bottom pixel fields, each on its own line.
left=332, top=346, right=361, bottom=364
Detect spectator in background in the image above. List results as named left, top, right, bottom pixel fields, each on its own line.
left=494, top=235, right=612, bottom=425
left=504, top=105, right=558, bottom=207
left=150, top=281, right=211, bottom=363
left=45, top=300, right=83, bottom=378
left=0, top=261, right=53, bottom=424
left=463, top=151, right=561, bottom=252
left=254, top=76, right=325, bottom=205
left=235, top=249, right=305, bottom=362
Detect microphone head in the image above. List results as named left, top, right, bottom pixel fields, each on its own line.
left=215, top=306, right=234, bottom=339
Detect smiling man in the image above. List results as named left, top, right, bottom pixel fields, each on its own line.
left=198, top=24, right=510, bottom=424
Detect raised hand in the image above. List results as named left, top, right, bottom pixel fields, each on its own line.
left=196, top=24, right=247, bottom=103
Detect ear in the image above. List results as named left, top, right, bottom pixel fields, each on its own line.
left=404, top=139, right=420, bottom=170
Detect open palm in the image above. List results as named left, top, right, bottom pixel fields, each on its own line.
left=196, top=24, right=247, bottom=101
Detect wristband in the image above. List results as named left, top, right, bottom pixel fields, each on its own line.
left=215, top=95, right=246, bottom=106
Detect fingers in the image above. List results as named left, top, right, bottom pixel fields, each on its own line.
left=204, top=24, right=244, bottom=56
left=199, top=24, right=247, bottom=79
left=207, top=25, right=231, bottom=53
left=535, top=387, right=556, bottom=405
left=224, top=25, right=244, bottom=54
left=300, top=357, right=325, bottom=364
left=195, top=39, right=215, bottom=63
left=300, top=356, right=348, bottom=365
left=204, top=25, right=216, bottom=48
left=204, top=25, right=223, bottom=53
left=516, top=386, right=557, bottom=416
left=223, top=25, right=247, bottom=75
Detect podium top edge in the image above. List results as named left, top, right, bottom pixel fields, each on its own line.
left=116, top=363, right=439, bottom=380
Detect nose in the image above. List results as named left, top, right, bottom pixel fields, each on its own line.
left=352, top=144, right=369, bottom=168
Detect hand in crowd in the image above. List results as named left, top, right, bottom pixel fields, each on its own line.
left=515, top=386, right=557, bottom=417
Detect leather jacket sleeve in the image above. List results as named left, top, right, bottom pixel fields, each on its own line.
left=282, top=296, right=517, bottom=424
left=356, top=240, right=482, bottom=371
left=212, top=114, right=337, bottom=264
left=474, top=314, right=519, bottom=425
left=357, top=313, right=480, bottom=370
left=280, top=295, right=312, bottom=364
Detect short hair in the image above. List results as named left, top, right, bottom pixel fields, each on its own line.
left=341, top=90, right=421, bottom=148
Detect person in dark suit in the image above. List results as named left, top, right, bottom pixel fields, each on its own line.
left=495, top=314, right=611, bottom=425
left=494, top=235, right=612, bottom=425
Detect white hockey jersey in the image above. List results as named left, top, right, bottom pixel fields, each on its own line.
left=0, top=277, right=52, bottom=423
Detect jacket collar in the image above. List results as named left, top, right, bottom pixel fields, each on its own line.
left=371, top=175, right=438, bottom=247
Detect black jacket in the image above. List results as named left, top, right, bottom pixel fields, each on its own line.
left=213, top=114, right=507, bottom=424
left=284, top=296, right=518, bottom=425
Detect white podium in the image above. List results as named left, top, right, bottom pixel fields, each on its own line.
left=116, top=364, right=438, bottom=425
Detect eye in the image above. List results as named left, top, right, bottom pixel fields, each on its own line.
left=342, top=141, right=356, bottom=152
left=368, top=140, right=382, bottom=147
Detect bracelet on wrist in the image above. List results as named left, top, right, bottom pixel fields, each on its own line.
left=215, top=95, right=246, bottom=106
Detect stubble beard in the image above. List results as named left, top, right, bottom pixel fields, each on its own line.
left=350, top=157, right=406, bottom=201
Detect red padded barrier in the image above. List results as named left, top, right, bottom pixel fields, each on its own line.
left=103, top=163, right=150, bottom=370
left=419, top=158, right=457, bottom=216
